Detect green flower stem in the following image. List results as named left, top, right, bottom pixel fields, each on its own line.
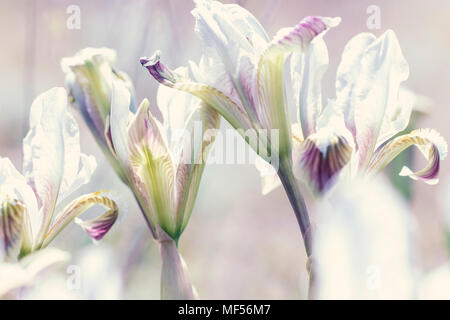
left=159, top=238, right=195, bottom=300
left=277, top=156, right=312, bottom=257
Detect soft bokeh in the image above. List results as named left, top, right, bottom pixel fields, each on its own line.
left=1, top=0, right=449, bottom=299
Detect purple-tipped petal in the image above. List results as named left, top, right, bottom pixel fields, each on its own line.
left=75, top=207, right=118, bottom=241
left=368, top=128, right=448, bottom=185
left=294, top=132, right=353, bottom=194
left=140, top=51, right=179, bottom=87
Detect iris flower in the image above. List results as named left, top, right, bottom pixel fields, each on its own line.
left=141, top=0, right=341, bottom=256
left=141, top=0, right=447, bottom=257
left=0, top=88, right=118, bottom=260
left=262, top=31, right=448, bottom=195
left=106, top=76, right=219, bottom=299
left=61, top=48, right=136, bottom=182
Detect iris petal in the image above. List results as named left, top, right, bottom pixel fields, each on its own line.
left=141, top=52, right=253, bottom=132
left=42, top=192, right=118, bottom=246
left=257, top=16, right=340, bottom=156
left=368, top=128, right=448, bottom=185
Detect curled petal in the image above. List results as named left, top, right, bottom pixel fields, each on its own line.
left=41, top=192, right=118, bottom=247
left=257, top=16, right=340, bottom=155
left=368, top=128, right=448, bottom=184
left=294, top=128, right=353, bottom=194
left=74, top=207, right=118, bottom=241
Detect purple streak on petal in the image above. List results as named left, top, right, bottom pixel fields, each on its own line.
left=81, top=212, right=118, bottom=241
left=140, top=51, right=177, bottom=87
left=66, top=75, right=107, bottom=146
left=298, top=136, right=352, bottom=193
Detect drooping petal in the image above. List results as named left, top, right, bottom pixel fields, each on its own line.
left=41, top=192, right=118, bottom=247
left=335, top=30, right=409, bottom=169
left=256, top=16, right=340, bottom=156
left=293, top=104, right=354, bottom=194
left=141, top=52, right=253, bottom=133
left=74, top=207, right=118, bottom=241
left=22, top=88, right=67, bottom=241
left=368, top=128, right=448, bottom=185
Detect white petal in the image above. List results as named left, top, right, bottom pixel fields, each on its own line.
left=157, top=80, right=200, bottom=144
left=23, top=88, right=67, bottom=216
left=58, top=154, right=97, bottom=201
left=335, top=31, right=409, bottom=168
left=110, top=80, right=133, bottom=168
left=192, top=0, right=263, bottom=120
left=293, top=37, right=329, bottom=137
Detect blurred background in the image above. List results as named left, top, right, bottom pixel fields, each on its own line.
left=1, top=0, right=449, bottom=299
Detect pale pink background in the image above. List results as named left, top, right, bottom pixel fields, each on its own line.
left=0, top=0, right=449, bottom=298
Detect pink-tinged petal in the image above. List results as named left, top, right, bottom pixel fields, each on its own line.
left=294, top=132, right=353, bottom=194
left=293, top=105, right=354, bottom=194
left=335, top=31, right=409, bottom=169
left=192, top=0, right=268, bottom=119
left=75, top=207, right=118, bottom=241
left=41, top=192, right=118, bottom=246
left=255, top=155, right=281, bottom=195
left=368, top=128, right=448, bottom=185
